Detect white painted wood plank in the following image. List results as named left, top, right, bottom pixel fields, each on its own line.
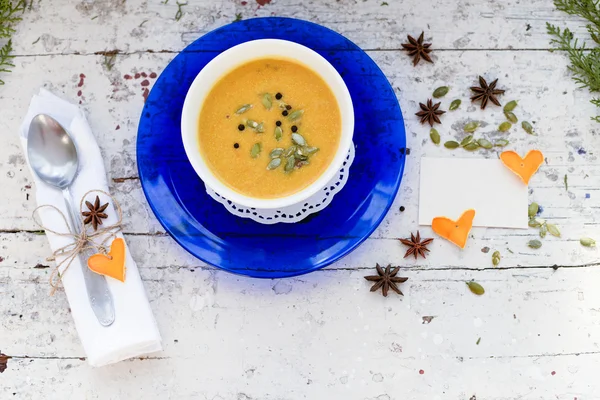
left=2, top=267, right=600, bottom=398
left=8, top=0, right=595, bottom=55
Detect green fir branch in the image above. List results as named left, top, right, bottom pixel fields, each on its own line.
left=548, top=0, right=600, bottom=121
left=0, top=0, right=26, bottom=85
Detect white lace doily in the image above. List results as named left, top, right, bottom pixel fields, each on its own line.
left=206, top=143, right=355, bottom=224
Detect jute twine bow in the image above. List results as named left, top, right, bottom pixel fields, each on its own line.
left=32, top=190, right=123, bottom=295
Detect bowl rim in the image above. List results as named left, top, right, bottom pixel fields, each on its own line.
left=180, top=38, right=354, bottom=209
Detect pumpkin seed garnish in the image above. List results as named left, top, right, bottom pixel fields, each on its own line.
left=275, top=126, right=283, bottom=141
left=522, top=121, right=534, bottom=135
left=250, top=142, right=261, bottom=158
left=463, top=142, right=480, bottom=151
left=261, top=93, right=272, bottom=110
left=547, top=223, right=561, bottom=237
left=288, top=109, right=304, bottom=122
left=449, top=99, right=461, bottom=111
left=528, top=218, right=542, bottom=228
left=504, top=111, right=518, bottom=124
left=580, top=237, right=596, bottom=247
left=444, top=140, right=460, bottom=149
left=539, top=223, right=548, bottom=238
left=492, top=250, right=501, bottom=266
left=503, top=100, right=518, bottom=112
left=466, top=281, right=485, bottom=295
left=284, top=146, right=297, bottom=158
left=246, top=119, right=259, bottom=129
left=267, top=158, right=282, bottom=170
left=477, top=138, right=493, bottom=149
left=528, top=239, right=542, bottom=249
left=235, top=104, right=253, bottom=114
left=464, top=121, right=480, bottom=133
left=292, top=133, right=306, bottom=146
left=460, top=135, right=474, bottom=146
left=432, top=86, right=449, bottom=98
left=284, top=156, right=295, bottom=172
left=498, top=122, right=512, bottom=132
left=255, top=122, right=265, bottom=133
left=278, top=101, right=290, bottom=110
left=528, top=202, right=539, bottom=218
left=494, top=139, right=509, bottom=147
left=304, top=146, right=319, bottom=155
left=564, top=174, right=568, bottom=191
left=430, top=128, right=440, bottom=145
left=270, top=148, right=284, bottom=159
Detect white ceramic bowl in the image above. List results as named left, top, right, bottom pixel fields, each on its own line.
left=181, top=39, right=354, bottom=209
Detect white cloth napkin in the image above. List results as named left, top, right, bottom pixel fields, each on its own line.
left=19, top=89, right=162, bottom=367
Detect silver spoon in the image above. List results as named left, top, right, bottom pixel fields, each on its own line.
left=27, top=114, right=115, bottom=327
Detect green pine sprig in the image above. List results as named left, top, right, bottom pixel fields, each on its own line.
left=547, top=0, right=600, bottom=122
left=0, top=0, right=26, bottom=85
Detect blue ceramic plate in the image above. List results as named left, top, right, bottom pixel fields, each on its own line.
left=137, top=17, right=406, bottom=278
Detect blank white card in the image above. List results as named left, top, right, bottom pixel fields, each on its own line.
left=419, top=157, right=528, bottom=229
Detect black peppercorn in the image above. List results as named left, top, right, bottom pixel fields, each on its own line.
left=276, top=121, right=282, bottom=127
left=238, top=124, right=245, bottom=131
left=291, top=125, right=298, bottom=133
left=275, top=92, right=282, bottom=100
left=285, top=105, right=292, bottom=110
left=234, top=143, right=239, bottom=149
left=282, top=110, right=288, bottom=116
left=399, top=206, right=405, bottom=212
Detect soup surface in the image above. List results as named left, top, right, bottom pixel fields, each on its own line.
left=198, top=58, right=342, bottom=199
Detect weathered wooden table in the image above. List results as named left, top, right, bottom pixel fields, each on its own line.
left=2, top=1, right=599, bottom=399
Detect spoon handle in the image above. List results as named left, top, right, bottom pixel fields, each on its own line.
left=62, top=189, right=116, bottom=327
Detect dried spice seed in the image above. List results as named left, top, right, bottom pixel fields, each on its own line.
left=464, top=121, right=480, bottom=133
left=477, top=138, right=493, bottom=149
left=504, top=100, right=518, bottom=112
left=449, top=99, right=461, bottom=111
left=291, top=125, right=298, bottom=133
left=470, top=76, right=505, bottom=109
left=492, top=250, right=501, bottom=266
left=288, top=109, right=304, bottom=121
left=267, top=158, right=282, bottom=170
left=416, top=99, right=445, bottom=126
left=399, top=231, right=434, bottom=259
left=364, top=264, right=409, bottom=297
left=528, top=239, right=542, bottom=249
left=275, top=92, right=282, bottom=100
left=275, top=126, right=283, bottom=141
left=235, top=104, right=253, bottom=114
left=276, top=120, right=282, bottom=127
left=282, top=110, right=288, bottom=117
left=261, top=93, right=272, bottom=110
left=564, top=174, right=568, bottom=191
left=522, top=121, right=534, bottom=135
left=82, top=196, right=109, bottom=231
left=476, top=337, right=481, bottom=345
left=238, top=124, right=245, bottom=131
left=528, top=202, right=539, bottom=218
left=580, top=237, right=596, bottom=247
left=250, top=143, right=261, bottom=158
left=466, top=281, right=485, bottom=295
left=494, top=139, right=509, bottom=147
left=444, top=140, right=460, bottom=149
left=432, top=86, right=449, bottom=98
left=460, top=135, right=474, bottom=146
left=430, top=128, right=440, bottom=145
left=401, top=31, right=433, bottom=66
left=504, top=111, right=518, bottom=123
left=233, top=143, right=239, bottom=149
left=498, top=122, right=512, bottom=132
left=285, top=105, right=292, bottom=110
left=463, top=142, right=480, bottom=151
left=292, top=133, right=306, bottom=146
left=547, top=223, right=561, bottom=237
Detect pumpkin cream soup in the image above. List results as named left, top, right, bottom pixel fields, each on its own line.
left=198, top=58, right=342, bottom=199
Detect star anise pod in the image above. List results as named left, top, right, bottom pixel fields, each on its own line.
left=416, top=99, right=445, bottom=126
left=470, top=76, right=505, bottom=109
left=401, top=32, right=433, bottom=66
left=364, top=264, right=408, bottom=297
left=399, top=231, right=433, bottom=259
left=82, top=195, right=109, bottom=231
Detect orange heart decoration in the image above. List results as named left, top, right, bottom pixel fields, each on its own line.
left=431, top=209, right=476, bottom=249
left=499, top=150, right=544, bottom=185
left=87, top=238, right=126, bottom=282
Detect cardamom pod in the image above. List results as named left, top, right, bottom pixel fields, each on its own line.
left=432, top=86, right=449, bottom=98
left=466, top=281, right=485, bottom=295
left=504, top=111, right=518, bottom=123
left=444, top=140, right=460, bottom=149
left=464, top=121, right=480, bottom=133
left=528, top=239, right=542, bottom=249
left=503, top=100, right=518, bottom=112
left=449, top=99, right=461, bottom=111
left=430, top=128, right=440, bottom=145
left=522, top=121, right=534, bottom=135
left=498, top=122, right=512, bottom=132
left=580, top=237, right=596, bottom=247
